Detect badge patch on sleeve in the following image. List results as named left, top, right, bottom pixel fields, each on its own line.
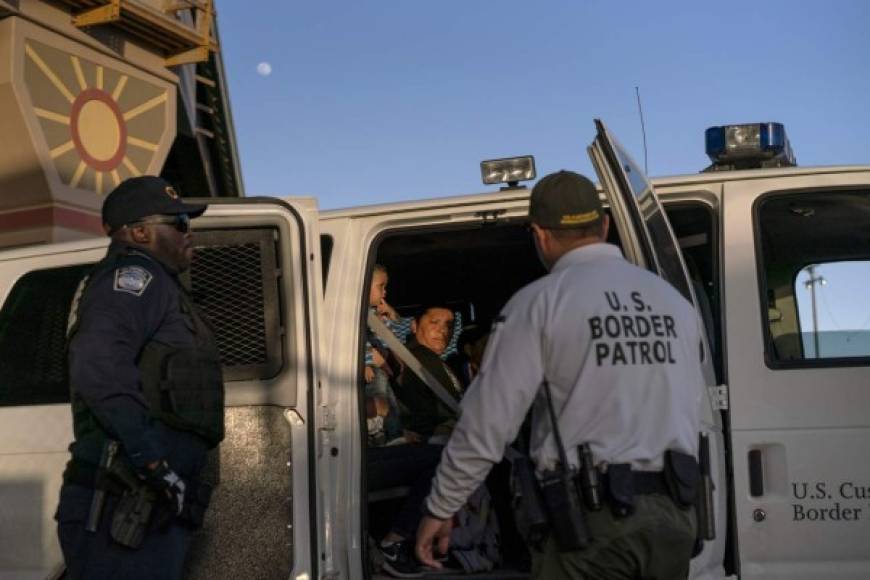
left=114, top=266, right=153, bottom=296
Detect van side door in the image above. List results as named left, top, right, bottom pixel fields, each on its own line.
left=723, top=173, right=870, bottom=579
left=588, top=119, right=728, bottom=580
left=0, top=197, right=321, bottom=580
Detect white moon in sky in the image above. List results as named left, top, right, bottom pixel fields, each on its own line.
left=257, top=62, right=272, bottom=77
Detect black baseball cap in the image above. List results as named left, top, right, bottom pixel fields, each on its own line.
left=528, top=170, right=603, bottom=229
left=102, top=176, right=207, bottom=234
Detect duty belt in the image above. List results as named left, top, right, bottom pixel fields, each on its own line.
left=601, top=470, right=669, bottom=496
left=65, top=459, right=127, bottom=495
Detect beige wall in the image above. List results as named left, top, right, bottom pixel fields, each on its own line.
left=0, top=4, right=184, bottom=248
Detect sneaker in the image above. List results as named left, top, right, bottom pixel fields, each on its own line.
left=379, top=540, right=423, bottom=578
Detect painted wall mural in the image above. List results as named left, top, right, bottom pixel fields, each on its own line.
left=24, top=39, right=172, bottom=196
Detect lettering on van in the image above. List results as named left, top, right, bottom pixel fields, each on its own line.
left=790, top=480, right=870, bottom=522
left=589, top=291, right=677, bottom=366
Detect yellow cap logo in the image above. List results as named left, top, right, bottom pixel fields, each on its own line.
left=165, top=186, right=179, bottom=200
left=560, top=209, right=600, bottom=225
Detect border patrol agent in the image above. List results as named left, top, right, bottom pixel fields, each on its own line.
left=55, top=176, right=224, bottom=580
left=416, top=171, right=705, bottom=579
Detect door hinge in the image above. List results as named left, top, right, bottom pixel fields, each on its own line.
left=320, top=403, right=337, bottom=431
left=708, top=384, right=729, bottom=411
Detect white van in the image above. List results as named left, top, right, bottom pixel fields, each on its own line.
left=0, top=120, right=868, bottom=580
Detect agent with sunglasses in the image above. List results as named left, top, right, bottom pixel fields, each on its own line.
left=55, top=176, right=225, bottom=580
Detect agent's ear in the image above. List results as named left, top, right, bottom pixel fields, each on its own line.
left=128, top=224, right=152, bottom=244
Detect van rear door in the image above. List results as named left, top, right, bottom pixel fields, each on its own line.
left=588, top=119, right=728, bottom=580
left=0, top=197, right=321, bottom=580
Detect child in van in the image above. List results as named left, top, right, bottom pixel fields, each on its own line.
left=364, top=264, right=405, bottom=446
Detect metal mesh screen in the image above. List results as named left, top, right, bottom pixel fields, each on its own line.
left=188, top=229, right=283, bottom=381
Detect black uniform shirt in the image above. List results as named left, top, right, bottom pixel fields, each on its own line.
left=68, top=242, right=208, bottom=476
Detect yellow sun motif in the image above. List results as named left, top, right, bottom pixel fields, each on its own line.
left=24, top=40, right=171, bottom=195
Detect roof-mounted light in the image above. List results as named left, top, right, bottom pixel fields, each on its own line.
left=703, top=122, right=796, bottom=171
left=480, top=155, right=536, bottom=188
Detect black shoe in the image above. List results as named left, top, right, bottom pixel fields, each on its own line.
left=379, top=540, right=423, bottom=578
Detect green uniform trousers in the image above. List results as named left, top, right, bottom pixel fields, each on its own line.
left=531, top=493, right=696, bottom=580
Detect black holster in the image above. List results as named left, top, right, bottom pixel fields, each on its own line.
left=110, top=484, right=158, bottom=549
left=663, top=450, right=700, bottom=509
left=106, top=460, right=157, bottom=549
left=603, top=463, right=635, bottom=518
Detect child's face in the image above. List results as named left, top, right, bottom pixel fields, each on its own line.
left=369, top=271, right=388, bottom=307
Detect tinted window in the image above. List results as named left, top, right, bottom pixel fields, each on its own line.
left=0, top=264, right=91, bottom=406
left=606, top=129, right=693, bottom=302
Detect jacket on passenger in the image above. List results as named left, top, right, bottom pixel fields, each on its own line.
left=396, top=337, right=463, bottom=439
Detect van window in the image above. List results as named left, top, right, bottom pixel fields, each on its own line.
left=757, top=189, right=870, bottom=366
left=320, top=234, right=334, bottom=289
left=0, top=264, right=90, bottom=406
left=793, top=261, right=870, bottom=358
left=664, top=201, right=722, bottom=382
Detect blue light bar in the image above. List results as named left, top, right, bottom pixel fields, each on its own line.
left=704, top=122, right=796, bottom=170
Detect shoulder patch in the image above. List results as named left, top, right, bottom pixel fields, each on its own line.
left=113, top=266, right=153, bottom=297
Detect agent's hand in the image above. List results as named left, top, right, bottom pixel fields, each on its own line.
left=415, top=514, right=453, bottom=569
left=143, top=460, right=187, bottom=516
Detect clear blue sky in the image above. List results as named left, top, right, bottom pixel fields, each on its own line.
left=217, top=1, right=870, bottom=209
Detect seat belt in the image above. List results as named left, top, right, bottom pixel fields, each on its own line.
left=367, top=310, right=461, bottom=415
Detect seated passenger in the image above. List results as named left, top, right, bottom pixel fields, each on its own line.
left=446, top=323, right=489, bottom=387
left=365, top=264, right=404, bottom=445
left=396, top=305, right=464, bottom=442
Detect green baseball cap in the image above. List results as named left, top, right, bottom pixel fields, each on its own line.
left=528, top=170, right=603, bottom=229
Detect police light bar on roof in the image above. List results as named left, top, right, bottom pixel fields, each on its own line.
left=703, top=122, right=797, bottom=172
left=480, top=155, right=536, bottom=187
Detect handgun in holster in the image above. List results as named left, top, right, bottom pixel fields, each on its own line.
left=106, top=459, right=158, bottom=549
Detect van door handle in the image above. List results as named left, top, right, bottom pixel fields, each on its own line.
left=748, top=449, right=764, bottom=497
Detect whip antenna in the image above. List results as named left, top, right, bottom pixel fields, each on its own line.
left=635, top=86, right=649, bottom=174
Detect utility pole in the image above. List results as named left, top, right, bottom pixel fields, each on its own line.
left=804, top=265, right=826, bottom=358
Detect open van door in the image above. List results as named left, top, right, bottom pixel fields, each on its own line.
left=587, top=119, right=728, bottom=580
left=0, top=197, right=320, bottom=580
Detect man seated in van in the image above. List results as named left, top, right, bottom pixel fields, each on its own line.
left=396, top=305, right=464, bottom=443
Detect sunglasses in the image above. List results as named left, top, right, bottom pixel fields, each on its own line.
left=127, top=214, right=191, bottom=234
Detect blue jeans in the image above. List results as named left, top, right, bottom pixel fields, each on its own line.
left=367, top=444, right=443, bottom=539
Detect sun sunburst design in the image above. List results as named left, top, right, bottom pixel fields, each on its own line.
left=24, top=40, right=172, bottom=195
